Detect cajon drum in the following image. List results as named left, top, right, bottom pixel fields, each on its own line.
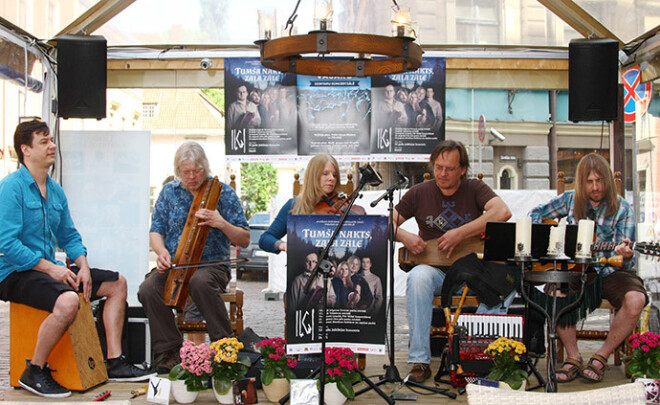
left=10, top=294, right=108, bottom=391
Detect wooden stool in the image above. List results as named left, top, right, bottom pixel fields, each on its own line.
left=176, top=287, right=245, bottom=339
left=10, top=294, right=108, bottom=391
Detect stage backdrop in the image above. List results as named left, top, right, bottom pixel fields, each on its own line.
left=286, top=214, right=388, bottom=355
left=225, top=57, right=446, bottom=161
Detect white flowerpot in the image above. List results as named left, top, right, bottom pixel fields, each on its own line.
left=262, top=378, right=290, bottom=403
left=324, top=382, right=347, bottom=405
left=635, top=378, right=660, bottom=404
left=171, top=380, right=199, bottom=404
left=212, top=378, right=235, bottom=404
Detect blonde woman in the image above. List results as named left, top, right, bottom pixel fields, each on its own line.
left=259, top=154, right=342, bottom=253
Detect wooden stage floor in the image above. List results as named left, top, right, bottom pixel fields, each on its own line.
left=0, top=350, right=633, bottom=404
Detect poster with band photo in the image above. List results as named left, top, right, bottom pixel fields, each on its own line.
left=370, top=57, right=446, bottom=156
left=286, top=214, right=388, bottom=355
left=224, top=57, right=297, bottom=157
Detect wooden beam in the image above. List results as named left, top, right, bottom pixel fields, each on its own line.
left=107, top=58, right=224, bottom=71
left=55, top=0, right=136, bottom=37
left=538, top=0, right=622, bottom=45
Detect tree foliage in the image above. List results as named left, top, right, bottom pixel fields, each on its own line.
left=240, top=163, right=278, bottom=219
left=202, top=88, right=225, bottom=111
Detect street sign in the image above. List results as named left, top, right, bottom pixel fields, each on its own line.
left=478, top=115, right=486, bottom=143
left=623, top=65, right=653, bottom=123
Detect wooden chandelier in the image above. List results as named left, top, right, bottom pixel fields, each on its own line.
left=256, top=32, right=423, bottom=77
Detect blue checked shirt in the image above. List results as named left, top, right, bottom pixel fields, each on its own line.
left=150, top=178, right=249, bottom=261
left=529, top=190, right=635, bottom=276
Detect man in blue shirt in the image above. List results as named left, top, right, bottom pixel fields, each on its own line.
left=138, top=141, right=250, bottom=374
left=0, top=120, right=155, bottom=398
left=529, top=153, right=647, bottom=383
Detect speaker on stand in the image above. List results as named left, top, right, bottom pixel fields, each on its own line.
left=56, top=35, right=107, bottom=119
left=568, top=38, right=619, bottom=122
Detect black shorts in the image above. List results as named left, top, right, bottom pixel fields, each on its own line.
left=0, top=266, right=119, bottom=312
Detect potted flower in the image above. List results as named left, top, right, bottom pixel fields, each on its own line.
left=210, top=337, right=252, bottom=404
left=168, top=341, right=214, bottom=403
left=483, top=337, right=528, bottom=390
left=625, top=332, right=660, bottom=379
left=318, top=346, right=362, bottom=405
left=256, top=337, right=298, bottom=402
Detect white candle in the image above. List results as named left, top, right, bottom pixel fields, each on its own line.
left=547, top=218, right=568, bottom=257
left=576, top=219, right=595, bottom=259
left=515, top=217, right=532, bottom=257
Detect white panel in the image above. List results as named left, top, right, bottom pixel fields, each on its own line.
left=60, top=131, right=151, bottom=306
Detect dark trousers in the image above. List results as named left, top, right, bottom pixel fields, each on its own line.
left=137, top=265, right=232, bottom=355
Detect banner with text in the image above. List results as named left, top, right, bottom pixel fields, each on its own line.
left=371, top=57, right=446, bottom=156
left=286, top=214, right=388, bottom=355
left=225, top=58, right=297, bottom=158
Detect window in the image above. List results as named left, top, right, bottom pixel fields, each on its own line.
left=456, top=0, right=500, bottom=44
left=142, top=103, right=157, bottom=118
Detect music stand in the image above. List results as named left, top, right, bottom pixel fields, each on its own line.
left=280, top=165, right=393, bottom=405
left=353, top=182, right=457, bottom=400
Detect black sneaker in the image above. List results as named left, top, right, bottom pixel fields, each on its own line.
left=18, top=360, right=71, bottom=398
left=106, top=355, right=157, bottom=382
left=155, top=348, right=181, bottom=374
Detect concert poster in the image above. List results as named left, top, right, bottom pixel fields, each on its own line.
left=370, top=57, right=446, bottom=157
left=296, top=75, right=371, bottom=156
left=224, top=57, right=298, bottom=157
left=286, top=214, right=388, bottom=355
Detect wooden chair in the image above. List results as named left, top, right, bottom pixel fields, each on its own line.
left=555, top=170, right=629, bottom=366
left=175, top=174, right=245, bottom=341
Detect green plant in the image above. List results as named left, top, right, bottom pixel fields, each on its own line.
left=483, top=337, right=528, bottom=390
left=240, top=162, right=279, bottom=219
left=167, top=341, right=213, bottom=391
left=210, top=337, right=251, bottom=395
left=256, top=337, right=298, bottom=385
left=625, top=332, right=660, bottom=379
left=319, top=347, right=362, bottom=399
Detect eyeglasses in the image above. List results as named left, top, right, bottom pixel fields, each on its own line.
left=181, top=167, right=204, bottom=177
left=434, top=165, right=460, bottom=174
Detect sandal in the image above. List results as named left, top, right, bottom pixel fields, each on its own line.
left=556, top=357, right=583, bottom=383
left=581, top=354, right=609, bottom=383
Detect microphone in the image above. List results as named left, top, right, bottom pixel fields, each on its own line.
left=395, top=170, right=409, bottom=189
left=370, top=170, right=408, bottom=208
left=359, top=164, right=383, bottom=187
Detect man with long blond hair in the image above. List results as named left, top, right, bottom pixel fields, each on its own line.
left=530, top=152, right=647, bottom=383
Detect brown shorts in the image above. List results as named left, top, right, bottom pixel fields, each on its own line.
left=552, top=269, right=648, bottom=309
left=601, top=270, right=648, bottom=309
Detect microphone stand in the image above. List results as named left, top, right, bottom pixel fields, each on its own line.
left=280, top=174, right=393, bottom=405
left=354, top=180, right=457, bottom=400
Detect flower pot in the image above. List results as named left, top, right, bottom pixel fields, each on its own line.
left=324, top=382, right=347, bottom=405
left=499, top=380, right=527, bottom=391
left=212, top=378, right=235, bottom=404
left=262, top=378, right=290, bottom=403
left=634, top=378, right=660, bottom=404
left=171, top=380, right=199, bottom=404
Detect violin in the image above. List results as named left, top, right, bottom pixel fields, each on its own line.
left=315, top=192, right=366, bottom=215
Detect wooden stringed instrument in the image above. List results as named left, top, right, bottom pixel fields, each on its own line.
left=398, top=235, right=484, bottom=272
left=315, top=192, right=366, bottom=215
left=162, top=177, right=223, bottom=309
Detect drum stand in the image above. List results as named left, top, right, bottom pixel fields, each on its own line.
left=515, top=256, right=589, bottom=392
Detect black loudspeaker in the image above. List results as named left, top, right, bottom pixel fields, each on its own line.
left=57, top=35, right=107, bottom=119
left=569, top=38, right=619, bottom=122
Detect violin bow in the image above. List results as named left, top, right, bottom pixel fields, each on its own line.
left=168, top=257, right=249, bottom=271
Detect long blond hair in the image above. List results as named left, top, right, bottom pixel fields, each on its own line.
left=573, top=153, right=619, bottom=220
left=291, top=154, right=340, bottom=214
